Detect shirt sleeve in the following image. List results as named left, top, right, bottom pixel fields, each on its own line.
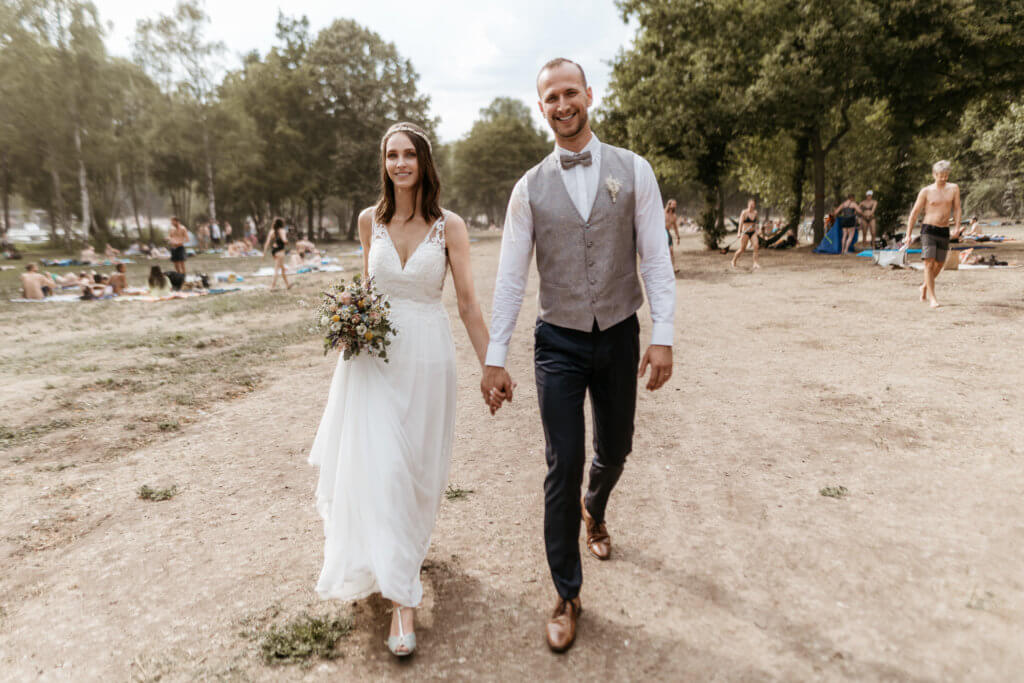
left=633, top=154, right=676, bottom=346
left=485, top=176, right=535, bottom=367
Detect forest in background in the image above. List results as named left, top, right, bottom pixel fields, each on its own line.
left=2, top=0, right=1023, bottom=249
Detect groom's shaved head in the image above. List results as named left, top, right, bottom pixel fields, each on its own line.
left=537, top=58, right=588, bottom=94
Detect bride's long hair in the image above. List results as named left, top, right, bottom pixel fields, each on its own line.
left=375, top=122, right=443, bottom=226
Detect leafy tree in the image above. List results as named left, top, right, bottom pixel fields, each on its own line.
left=449, top=97, right=550, bottom=225
left=606, top=0, right=767, bottom=249
left=307, top=19, right=434, bottom=239
left=865, top=0, right=1024, bottom=233
left=135, top=0, right=225, bottom=225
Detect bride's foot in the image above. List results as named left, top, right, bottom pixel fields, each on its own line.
left=387, top=604, right=415, bottom=657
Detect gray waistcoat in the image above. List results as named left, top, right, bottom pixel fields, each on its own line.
left=526, top=143, right=644, bottom=332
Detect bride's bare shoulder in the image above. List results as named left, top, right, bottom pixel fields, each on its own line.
left=358, top=206, right=378, bottom=242
left=359, top=206, right=377, bottom=224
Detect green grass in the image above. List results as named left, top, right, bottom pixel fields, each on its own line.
left=258, top=613, right=352, bottom=665
left=0, top=418, right=76, bottom=449
left=819, top=485, right=849, bottom=499
left=137, top=484, right=179, bottom=501
left=445, top=484, right=474, bottom=501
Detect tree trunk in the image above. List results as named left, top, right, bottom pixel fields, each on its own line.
left=347, top=200, right=360, bottom=241
left=877, top=135, right=914, bottom=238
left=699, top=183, right=720, bottom=250
left=128, top=162, right=143, bottom=239
left=810, top=127, right=826, bottom=245
left=306, top=195, right=314, bottom=238
left=46, top=149, right=69, bottom=248
left=1, top=149, right=10, bottom=236
left=762, top=133, right=809, bottom=247
left=73, top=124, right=91, bottom=240
left=203, top=125, right=217, bottom=224
left=317, top=197, right=325, bottom=239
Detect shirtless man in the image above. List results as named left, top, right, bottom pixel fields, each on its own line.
left=904, top=160, right=961, bottom=308
left=664, top=199, right=681, bottom=272
left=108, top=263, right=128, bottom=294
left=20, top=263, right=53, bottom=299
left=858, top=190, right=878, bottom=247
left=965, top=215, right=982, bottom=237
left=167, top=216, right=189, bottom=275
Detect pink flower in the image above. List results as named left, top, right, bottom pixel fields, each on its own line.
left=351, top=314, right=361, bottom=324
left=340, top=292, right=352, bottom=305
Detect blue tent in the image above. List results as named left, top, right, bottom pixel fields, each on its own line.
left=813, top=221, right=858, bottom=254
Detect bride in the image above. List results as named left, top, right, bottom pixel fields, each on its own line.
left=308, top=122, right=495, bottom=657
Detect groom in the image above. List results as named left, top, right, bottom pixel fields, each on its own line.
left=481, top=58, right=676, bottom=652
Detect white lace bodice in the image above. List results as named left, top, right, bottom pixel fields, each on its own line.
left=369, top=214, right=447, bottom=305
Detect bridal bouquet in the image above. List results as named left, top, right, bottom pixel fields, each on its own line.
left=315, top=274, right=395, bottom=361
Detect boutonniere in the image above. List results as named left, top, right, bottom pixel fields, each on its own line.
left=605, top=176, right=622, bottom=204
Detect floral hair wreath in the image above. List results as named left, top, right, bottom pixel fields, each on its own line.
left=382, top=125, right=433, bottom=153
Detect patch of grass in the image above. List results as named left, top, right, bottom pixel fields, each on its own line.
left=445, top=484, right=474, bottom=501
left=36, top=462, right=77, bottom=472
left=80, top=364, right=100, bottom=372
left=173, top=393, right=197, bottom=406
left=259, top=613, right=352, bottom=665
left=819, top=485, right=849, bottom=499
left=0, top=418, right=75, bottom=449
left=90, top=377, right=146, bottom=391
left=47, top=483, right=79, bottom=499
left=157, top=420, right=180, bottom=432
left=137, top=484, right=179, bottom=501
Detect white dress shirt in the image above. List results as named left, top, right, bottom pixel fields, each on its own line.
left=485, top=134, right=676, bottom=368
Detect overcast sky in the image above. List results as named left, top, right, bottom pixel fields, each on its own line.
left=96, top=0, right=636, bottom=142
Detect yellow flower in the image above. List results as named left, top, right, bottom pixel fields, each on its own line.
left=331, top=315, right=340, bottom=322
left=364, top=332, right=374, bottom=341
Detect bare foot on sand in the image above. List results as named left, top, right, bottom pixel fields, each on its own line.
left=752, top=263, right=761, bottom=271
left=929, top=298, right=941, bottom=309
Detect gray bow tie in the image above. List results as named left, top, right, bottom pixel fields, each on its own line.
left=559, top=151, right=593, bottom=170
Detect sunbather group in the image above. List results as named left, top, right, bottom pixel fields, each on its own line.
left=20, top=261, right=130, bottom=300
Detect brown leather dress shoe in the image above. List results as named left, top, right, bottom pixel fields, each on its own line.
left=581, top=495, right=611, bottom=560
left=546, top=597, right=581, bottom=653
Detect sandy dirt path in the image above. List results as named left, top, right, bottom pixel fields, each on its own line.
left=2, top=232, right=1023, bottom=681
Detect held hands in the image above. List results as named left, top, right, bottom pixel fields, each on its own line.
left=639, top=345, right=673, bottom=391
left=481, top=365, right=515, bottom=415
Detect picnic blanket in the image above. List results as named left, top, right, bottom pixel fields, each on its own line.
left=10, top=285, right=261, bottom=304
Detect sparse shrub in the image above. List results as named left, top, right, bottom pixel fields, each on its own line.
left=445, top=484, right=473, bottom=501
left=137, top=485, right=179, bottom=501
left=259, top=613, right=352, bottom=664
left=820, top=485, right=849, bottom=499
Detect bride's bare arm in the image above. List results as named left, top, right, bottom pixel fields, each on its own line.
left=445, top=212, right=490, bottom=367
left=357, top=207, right=374, bottom=277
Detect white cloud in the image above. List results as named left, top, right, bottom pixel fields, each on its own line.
left=96, top=0, right=634, bottom=141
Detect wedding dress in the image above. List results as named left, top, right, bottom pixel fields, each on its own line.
left=309, top=213, right=456, bottom=607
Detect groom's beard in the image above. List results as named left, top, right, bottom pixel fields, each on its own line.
left=550, top=108, right=588, bottom=141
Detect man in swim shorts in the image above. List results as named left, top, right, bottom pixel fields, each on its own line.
left=904, top=160, right=961, bottom=308
left=168, top=216, right=189, bottom=275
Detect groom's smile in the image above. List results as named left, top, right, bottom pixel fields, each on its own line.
left=537, top=60, right=594, bottom=150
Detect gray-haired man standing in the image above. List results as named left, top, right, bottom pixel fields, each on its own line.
left=904, top=160, right=961, bottom=308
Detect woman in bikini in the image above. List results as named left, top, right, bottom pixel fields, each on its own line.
left=262, top=217, right=293, bottom=290
left=731, top=198, right=761, bottom=270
